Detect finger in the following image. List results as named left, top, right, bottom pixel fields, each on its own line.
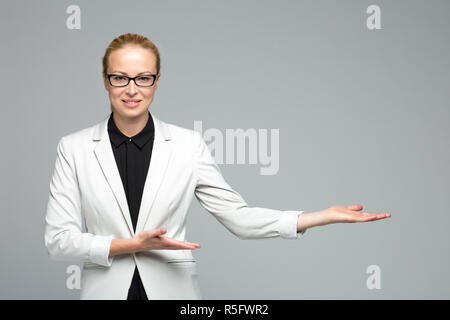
left=176, top=241, right=201, bottom=248
left=347, top=204, right=363, bottom=211
left=163, top=237, right=201, bottom=249
left=359, top=212, right=391, bottom=221
left=183, top=242, right=201, bottom=248
left=364, top=212, right=391, bottom=217
left=170, top=243, right=201, bottom=250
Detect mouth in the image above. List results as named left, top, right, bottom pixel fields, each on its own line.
left=122, top=99, right=142, bottom=108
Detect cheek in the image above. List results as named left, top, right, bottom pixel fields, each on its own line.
left=109, top=89, right=122, bottom=99
left=145, top=89, right=156, bottom=99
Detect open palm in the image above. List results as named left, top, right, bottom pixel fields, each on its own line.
left=327, top=204, right=391, bottom=223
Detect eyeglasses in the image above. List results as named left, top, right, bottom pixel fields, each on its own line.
left=106, top=74, right=158, bottom=87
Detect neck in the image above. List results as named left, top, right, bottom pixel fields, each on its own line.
left=113, top=111, right=149, bottom=137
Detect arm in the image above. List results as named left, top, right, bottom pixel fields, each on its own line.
left=191, top=132, right=391, bottom=237
left=193, top=131, right=305, bottom=240
left=44, top=137, right=115, bottom=267
left=45, top=138, right=201, bottom=263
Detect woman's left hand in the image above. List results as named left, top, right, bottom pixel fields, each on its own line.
left=298, top=204, right=391, bottom=232
left=325, top=204, right=391, bottom=224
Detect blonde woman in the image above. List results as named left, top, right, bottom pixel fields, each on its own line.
left=44, top=33, right=391, bottom=300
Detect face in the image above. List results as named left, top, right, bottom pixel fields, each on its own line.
left=103, top=45, right=160, bottom=119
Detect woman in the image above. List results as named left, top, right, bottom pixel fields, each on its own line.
left=44, top=33, right=391, bottom=300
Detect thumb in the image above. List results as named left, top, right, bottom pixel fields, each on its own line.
left=148, top=227, right=167, bottom=238
left=348, top=204, right=363, bottom=211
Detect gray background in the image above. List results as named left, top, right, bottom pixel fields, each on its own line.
left=1, top=0, right=449, bottom=299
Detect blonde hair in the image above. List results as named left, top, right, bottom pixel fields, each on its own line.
left=102, top=33, right=161, bottom=111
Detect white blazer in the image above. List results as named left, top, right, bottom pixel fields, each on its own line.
left=44, top=113, right=306, bottom=300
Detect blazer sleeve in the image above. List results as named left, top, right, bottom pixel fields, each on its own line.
left=193, top=131, right=306, bottom=240
left=44, top=136, right=115, bottom=267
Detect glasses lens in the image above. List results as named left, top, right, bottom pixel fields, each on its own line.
left=136, top=75, right=154, bottom=86
left=110, top=75, right=128, bottom=86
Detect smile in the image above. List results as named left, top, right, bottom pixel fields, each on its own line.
left=122, top=100, right=141, bottom=108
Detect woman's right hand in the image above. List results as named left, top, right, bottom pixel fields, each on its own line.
left=134, top=228, right=201, bottom=251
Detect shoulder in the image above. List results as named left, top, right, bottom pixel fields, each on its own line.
left=157, top=117, right=203, bottom=147
left=56, top=117, right=106, bottom=152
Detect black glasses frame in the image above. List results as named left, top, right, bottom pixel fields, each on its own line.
left=106, top=74, right=158, bottom=87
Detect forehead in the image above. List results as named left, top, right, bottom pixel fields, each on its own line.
left=108, top=45, right=157, bottom=73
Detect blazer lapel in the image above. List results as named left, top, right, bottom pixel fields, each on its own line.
left=91, top=113, right=173, bottom=237
left=93, top=116, right=134, bottom=236
left=135, top=114, right=173, bottom=234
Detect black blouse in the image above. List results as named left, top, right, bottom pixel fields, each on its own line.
left=107, top=111, right=155, bottom=300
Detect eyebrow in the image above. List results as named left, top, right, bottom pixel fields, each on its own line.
left=110, top=71, right=155, bottom=75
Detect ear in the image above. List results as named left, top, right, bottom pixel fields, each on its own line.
left=103, top=73, right=109, bottom=91
left=154, top=72, right=161, bottom=89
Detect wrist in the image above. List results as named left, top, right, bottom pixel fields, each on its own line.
left=320, top=209, right=332, bottom=225
left=109, top=237, right=142, bottom=257
left=297, top=210, right=331, bottom=231
left=130, top=236, right=142, bottom=252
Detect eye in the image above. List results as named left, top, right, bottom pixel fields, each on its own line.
left=138, top=76, right=150, bottom=82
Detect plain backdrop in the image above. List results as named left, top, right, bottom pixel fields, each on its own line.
left=0, top=0, right=449, bottom=299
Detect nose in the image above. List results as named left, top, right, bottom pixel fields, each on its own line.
left=125, top=79, right=138, bottom=94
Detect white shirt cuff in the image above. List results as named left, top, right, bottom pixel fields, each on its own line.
left=89, top=235, right=115, bottom=267
left=279, top=210, right=306, bottom=239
